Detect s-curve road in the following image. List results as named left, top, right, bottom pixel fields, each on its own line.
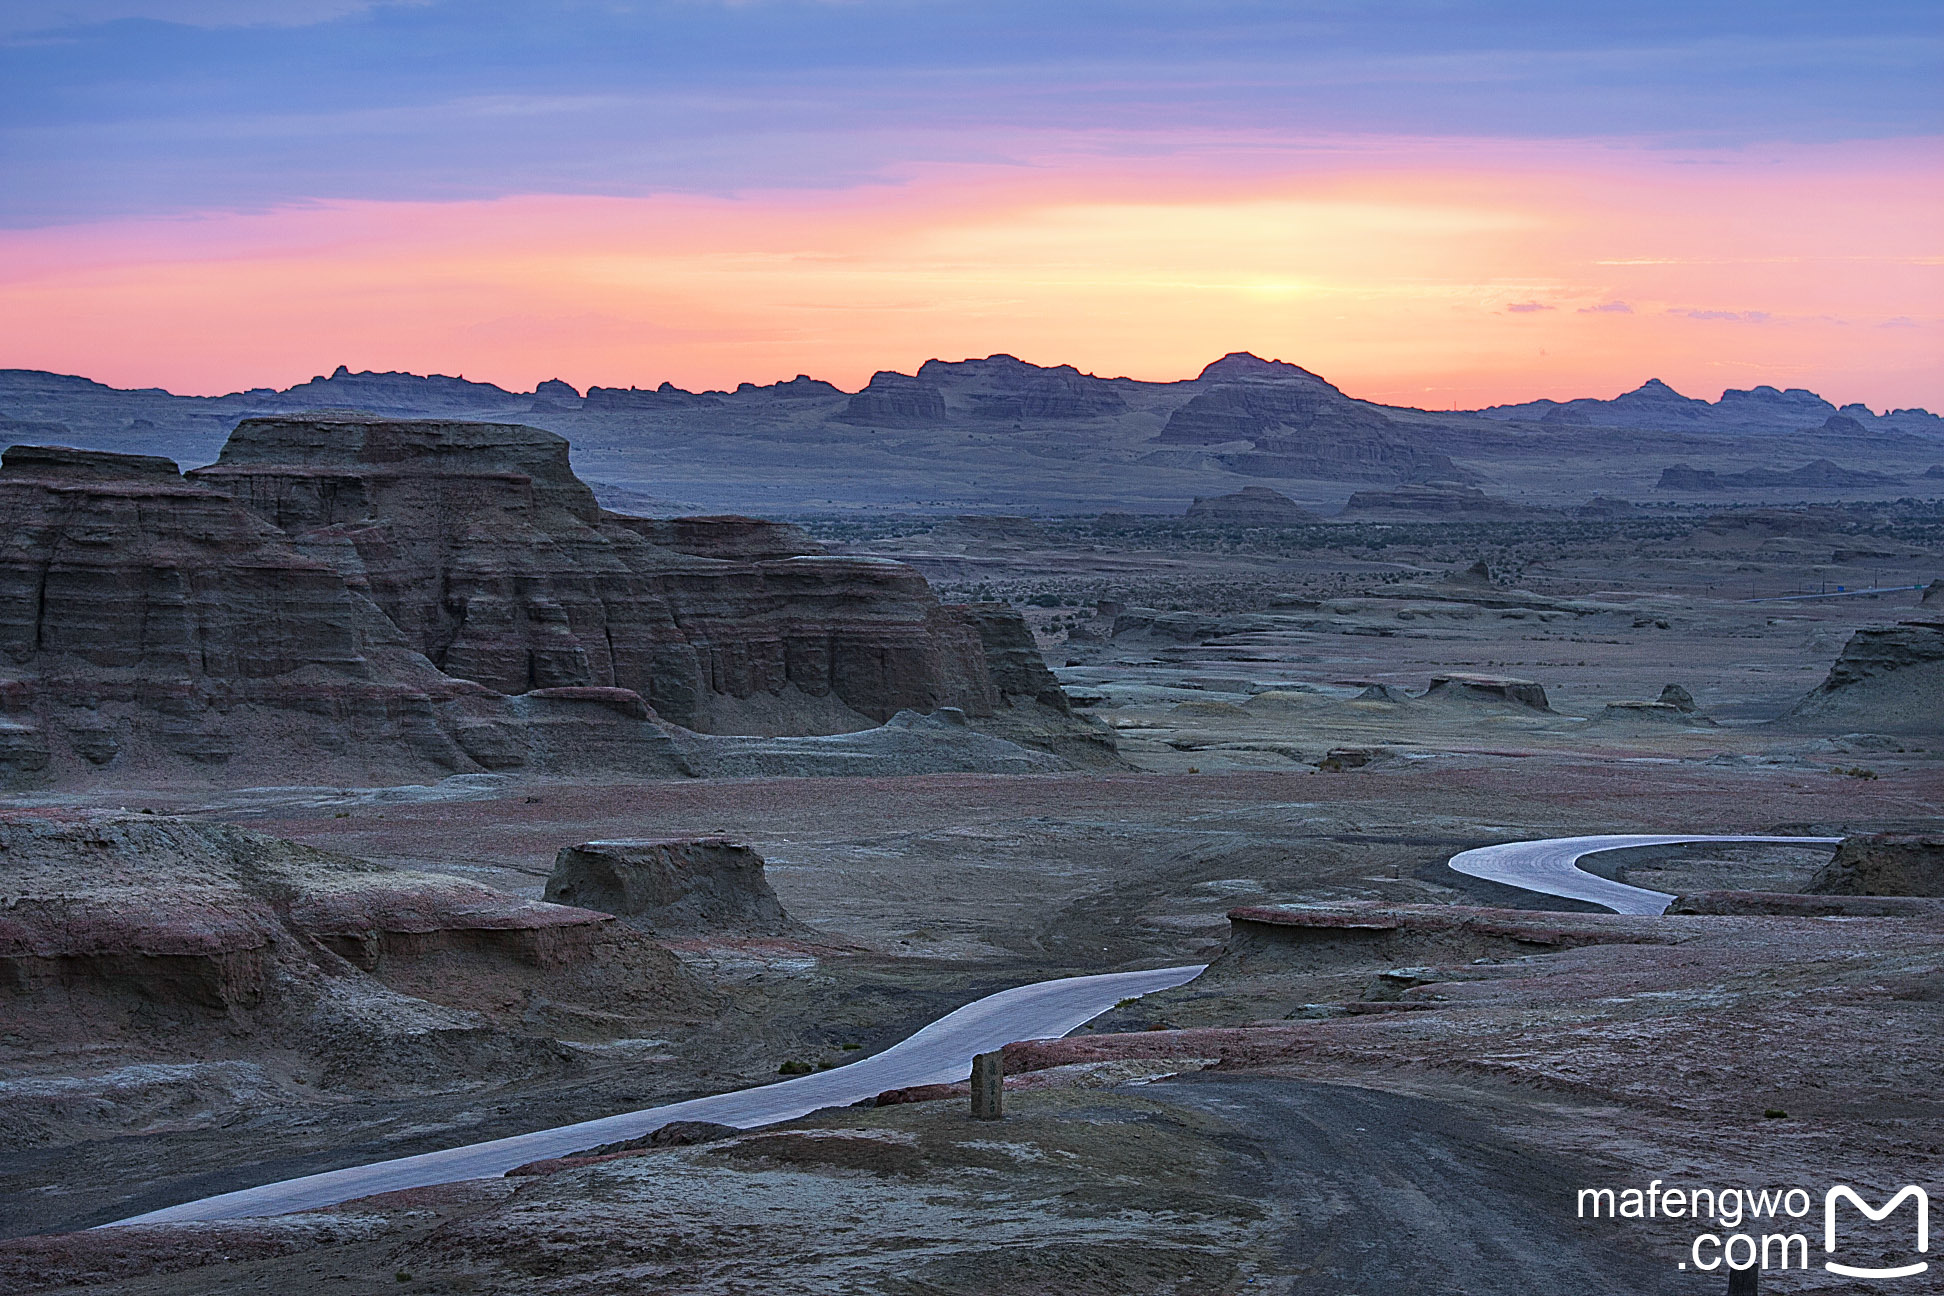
left=107, top=963, right=1204, bottom=1227
left=1448, top=833, right=1843, bottom=915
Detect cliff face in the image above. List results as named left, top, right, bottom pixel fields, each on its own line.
left=0, top=444, right=534, bottom=786
left=190, top=416, right=1009, bottom=735
left=1154, top=354, right=1465, bottom=484
left=1781, top=619, right=1944, bottom=735
left=0, top=421, right=1061, bottom=785
left=0, top=814, right=709, bottom=1092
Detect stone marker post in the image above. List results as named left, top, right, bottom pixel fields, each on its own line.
left=1728, top=1264, right=1757, bottom=1295
left=970, top=1050, right=1003, bottom=1120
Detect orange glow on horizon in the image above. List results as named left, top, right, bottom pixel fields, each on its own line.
left=1, top=136, right=1939, bottom=411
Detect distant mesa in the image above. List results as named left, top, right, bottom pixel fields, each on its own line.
left=545, top=837, right=801, bottom=937
left=1183, top=486, right=1319, bottom=525
left=1478, top=376, right=1928, bottom=434
left=1337, top=485, right=1551, bottom=520
left=917, top=354, right=1130, bottom=421
left=1507, top=377, right=1712, bottom=427
left=278, top=364, right=518, bottom=411
left=532, top=377, right=582, bottom=405
left=1194, top=352, right=1337, bottom=386
left=836, top=371, right=948, bottom=425
left=1923, top=464, right=1944, bottom=479
left=1160, top=352, right=1465, bottom=485
left=1657, top=459, right=1902, bottom=491
left=734, top=375, right=843, bottom=399
left=583, top=381, right=722, bottom=411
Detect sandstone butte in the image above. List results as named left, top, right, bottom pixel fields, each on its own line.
left=0, top=420, right=1077, bottom=788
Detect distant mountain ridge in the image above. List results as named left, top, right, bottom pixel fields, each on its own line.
left=1481, top=376, right=1940, bottom=435
left=0, top=354, right=1937, bottom=514
left=3, top=355, right=1935, bottom=431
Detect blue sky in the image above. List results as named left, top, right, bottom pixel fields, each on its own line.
left=4, top=1, right=1939, bottom=227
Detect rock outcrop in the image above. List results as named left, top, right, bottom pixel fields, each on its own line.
left=1780, top=619, right=1944, bottom=735
left=188, top=416, right=1040, bottom=733
left=1419, top=674, right=1552, bottom=712
left=1657, top=459, right=1899, bottom=491
left=0, top=418, right=1080, bottom=784
left=0, top=443, right=568, bottom=787
left=1805, top=834, right=1944, bottom=898
left=1156, top=354, right=1465, bottom=483
left=544, top=838, right=799, bottom=936
left=836, top=372, right=947, bottom=425
left=1183, top=487, right=1319, bottom=525
left=0, top=814, right=708, bottom=1093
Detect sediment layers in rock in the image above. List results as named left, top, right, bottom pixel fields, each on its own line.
left=545, top=838, right=799, bottom=936
left=191, top=416, right=1022, bottom=735
left=1155, top=354, right=1465, bottom=484
left=1781, top=619, right=1944, bottom=735
left=0, top=814, right=708, bottom=1091
left=0, top=444, right=576, bottom=786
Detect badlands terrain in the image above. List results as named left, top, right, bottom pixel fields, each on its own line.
left=0, top=355, right=1940, bottom=1292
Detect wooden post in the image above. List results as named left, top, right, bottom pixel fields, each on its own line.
left=970, top=1050, right=1003, bottom=1120
left=1728, top=1264, right=1757, bottom=1295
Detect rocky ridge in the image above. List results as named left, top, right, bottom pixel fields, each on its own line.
left=0, top=419, right=1087, bottom=786
left=0, top=813, right=708, bottom=1123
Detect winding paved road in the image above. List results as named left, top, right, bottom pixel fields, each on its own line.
left=1447, top=833, right=1843, bottom=914
left=106, top=832, right=1845, bottom=1227
left=108, top=962, right=1203, bottom=1226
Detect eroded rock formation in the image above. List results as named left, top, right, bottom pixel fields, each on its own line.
left=1183, top=487, right=1319, bottom=525
left=545, top=838, right=799, bottom=936
left=0, top=814, right=708, bottom=1094
left=189, top=416, right=1010, bottom=735
left=1781, top=619, right=1944, bottom=735
left=0, top=443, right=566, bottom=786
left=1806, top=834, right=1944, bottom=898
left=0, top=417, right=1076, bottom=784
left=1156, top=353, right=1465, bottom=484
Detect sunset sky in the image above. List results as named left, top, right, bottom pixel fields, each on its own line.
left=1, top=2, right=1938, bottom=408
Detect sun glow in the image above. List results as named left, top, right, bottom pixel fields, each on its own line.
left=1, top=137, right=1938, bottom=409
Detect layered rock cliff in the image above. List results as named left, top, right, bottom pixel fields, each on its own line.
left=1154, top=353, right=1466, bottom=484
left=190, top=415, right=1020, bottom=735
left=1780, top=619, right=1944, bottom=735
left=0, top=418, right=1075, bottom=784
left=0, top=813, right=710, bottom=1096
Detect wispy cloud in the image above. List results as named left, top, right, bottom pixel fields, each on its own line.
left=1578, top=301, right=1633, bottom=314
left=1506, top=301, right=1554, bottom=313
left=1670, top=307, right=1771, bottom=322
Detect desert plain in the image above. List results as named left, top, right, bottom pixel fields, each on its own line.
left=0, top=355, right=1938, bottom=1293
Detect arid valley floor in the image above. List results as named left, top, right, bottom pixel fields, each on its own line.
left=0, top=360, right=1940, bottom=1294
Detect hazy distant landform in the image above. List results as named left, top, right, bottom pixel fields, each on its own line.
left=3, top=353, right=1937, bottom=516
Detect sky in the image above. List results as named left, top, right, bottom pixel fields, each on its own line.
left=0, top=1, right=1939, bottom=408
